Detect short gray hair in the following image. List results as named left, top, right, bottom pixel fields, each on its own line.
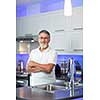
left=39, top=30, right=50, bottom=38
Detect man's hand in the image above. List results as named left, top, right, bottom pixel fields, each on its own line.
left=28, top=61, right=36, bottom=67
left=26, top=65, right=41, bottom=73
left=31, top=67, right=41, bottom=73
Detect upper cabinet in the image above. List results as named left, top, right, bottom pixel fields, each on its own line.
left=70, top=29, right=83, bottom=51
left=70, top=7, right=83, bottom=52
left=16, top=10, right=70, bottom=36
left=64, top=6, right=83, bottom=32
left=71, top=7, right=83, bottom=30
left=16, top=7, right=83, bottom=54
left=50, top=7, right=83, bottom=53
left=16, top=7, right=83, bottom=34
left=50, top=30, right=70, bottom=52
left=37, top=13, right=54, bottom=33
left=50, top=10, right=67, bottom=31
left=16, top=15, right=41, bottom=36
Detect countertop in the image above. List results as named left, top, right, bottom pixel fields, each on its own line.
left=16, top=72, right=83, bottom=100
left=16, top=86, right=83, bottom=100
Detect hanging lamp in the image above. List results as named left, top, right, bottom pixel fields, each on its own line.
left=64, top=0, right=72, bottom=16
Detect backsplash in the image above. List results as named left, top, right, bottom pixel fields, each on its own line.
left=16, top=54, right=29, bottom=69
left=57, top=55, right=83, bottom=69
left=16, top=54, right=83, bottom=69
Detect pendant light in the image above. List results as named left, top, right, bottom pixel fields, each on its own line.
left=64, top=0, right=72, bottom=16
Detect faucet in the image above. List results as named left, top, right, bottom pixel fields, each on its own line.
left=68, top=58, right=75, bottom=96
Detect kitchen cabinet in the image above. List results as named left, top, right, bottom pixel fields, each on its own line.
left=16, top=7, right=83, bottom=54
left=16, top=17, right=27, bottom=36
left=50, top=29, right=83, bottom=54
left=25, top=15, right=40, bottom=35
left=69, top=7, right=83, bottom=30
left=63, top=7, right=83, bottom=53
left=63, top=6, right=83, bottom=36
left=70, top=30, right=83, bottom=51
left=50, top=31, right=70, bottom=52
left=37, top=14, right=54, bottom=34
left=16, top=15, right=41, bottom=36
left=16, top=10, right=70, bottom=36
left=16, top=7, right=82, bottom=35
left=50, top=10, right=67, bottom=31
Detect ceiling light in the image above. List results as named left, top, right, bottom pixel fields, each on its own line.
left=31, top=39, right=35, bottom=42
left=64, top=0, right=72, bottom=16
left=20, top=40, right=23, bottom=43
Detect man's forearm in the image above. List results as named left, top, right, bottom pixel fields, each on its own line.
left=27, top=61, right=48, bottom=72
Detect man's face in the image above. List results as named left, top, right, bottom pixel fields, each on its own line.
left=38, top=32, right=50, bottom=49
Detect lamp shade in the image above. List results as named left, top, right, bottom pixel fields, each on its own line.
left=64, top=0, right=72, bottom=16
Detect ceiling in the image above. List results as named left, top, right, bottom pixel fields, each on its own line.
left=16, top=0, right=50, bottom=6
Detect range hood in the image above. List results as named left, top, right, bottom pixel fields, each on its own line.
left=16, top=34, right=38, bottom=42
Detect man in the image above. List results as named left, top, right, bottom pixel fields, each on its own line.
left=26, top=30, right=57, bottom=86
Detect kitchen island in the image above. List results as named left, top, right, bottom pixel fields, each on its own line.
left=16, top=84, right=83, bottom=100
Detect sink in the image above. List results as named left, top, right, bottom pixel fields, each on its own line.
left=35, top=84, right=67, bottom=93
left=33, top=81, right=83, bottom=94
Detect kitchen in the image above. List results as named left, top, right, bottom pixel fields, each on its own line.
left=16, top=0, right=83, bottom=100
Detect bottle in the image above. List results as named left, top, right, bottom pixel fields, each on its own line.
left=17, top=61, right=21, bottom=72
left=17, top=60, right=24, bottom=72
left=20, top=60, right=24, bottom=72
left=69, top=58, right=74, bottom=96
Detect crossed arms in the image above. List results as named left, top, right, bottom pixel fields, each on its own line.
left=26, top=61, right=55, bottom=73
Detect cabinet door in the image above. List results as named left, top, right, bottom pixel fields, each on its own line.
left=38, top=14, right=53, bottom=33
left=16, top=17, right=26, bottom=36
left=16, top=16, right=40, bottom=36
left=71, top=7, right=83, bottom=29
left=64, top=7, right=83, bottom=31
left=51, top=12, right=67, bottom=31
left=50, top=31, right=70, bottom=52
left=26, top=16, right=40, bottom=35
left=70, top=30, right=83, bottom=51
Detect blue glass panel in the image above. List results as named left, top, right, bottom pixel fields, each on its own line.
left=16, top=54, right=29, bottom=68
left=16, top=54, right=83, bottom=69
left=72, top=0, right=83, bottom=7
left=40, top=0, right=64, bottom=13
left=57, top=55, right=83, bottom=69
left=16, top=5, right=27, bottom=17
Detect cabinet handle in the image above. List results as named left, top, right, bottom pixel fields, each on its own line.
left=73, top=49, right=83, bottom=51
left=55, top=29, right=64, bottom=32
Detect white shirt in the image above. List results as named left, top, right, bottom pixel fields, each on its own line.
left=27, top=46, right=57, bottom=86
